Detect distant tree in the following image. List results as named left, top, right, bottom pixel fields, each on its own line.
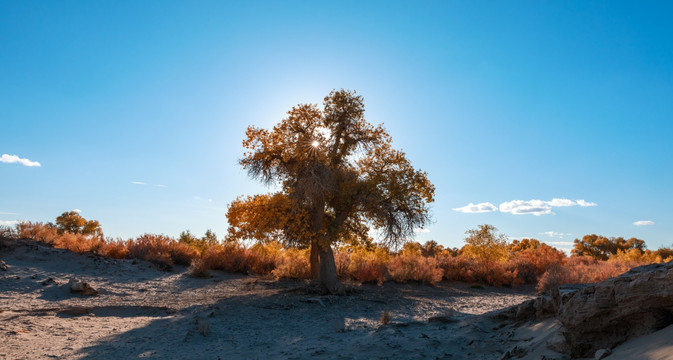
left=421, top=240, right=445, bottom=257
left=508, top=238, right=542, bottom=252
left=461, top=224, right=509, bottom=263
left=571, top=235, right=645, bottom=260
left=55, top=211, right=102, bottom=238
left=656, top=247, right=673, bottom=261
left=179, top=229, right=219, bottom=253
left=202, top=229, right=219, bottom=246
left=226, top=89, right=435, bottom=294
left=399, top=241, right=422, bottom=256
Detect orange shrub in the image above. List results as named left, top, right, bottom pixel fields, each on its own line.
left=202, top=243, right=249, bottom=273
left=388, top=254, right=443, bottom=284
left=437, top=254, right=474, bottom=282
left=126, top=233, right=198, bottom=267
left=334, top=250, right=351, bottom=279
left=272, top=248, right=310, bottom=279
left=101, top=240, right=130, bottom=259
left=16, top=221, right=60, bottom=245
left=247, top=241, right=283, bottom=274
left=15, top=221, right=105, bottom=254
left=537, top=257, right=635, bottom=293
left=346, top=247, right=390, bottom=284
left=189, top=258, right=211, bottom=278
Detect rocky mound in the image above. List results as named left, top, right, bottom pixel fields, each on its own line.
left=555, top=261, right=673, bottom=357
left=507, top=261, right=673, bottom=358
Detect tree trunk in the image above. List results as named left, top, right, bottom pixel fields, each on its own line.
left=310, top=239, right=320, bottom=281
left=318, top=243, right=345, bottom=295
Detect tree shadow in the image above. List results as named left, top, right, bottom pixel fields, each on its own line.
left=72, top=279, right=534, bottom=359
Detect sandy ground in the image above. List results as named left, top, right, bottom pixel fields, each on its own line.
left=1, top=238, right=671, bottom=360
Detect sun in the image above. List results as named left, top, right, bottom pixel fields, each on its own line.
left=311, top=140, right=320, bottom=148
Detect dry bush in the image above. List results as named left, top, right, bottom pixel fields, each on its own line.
left=536, top=257, right=636, bottom=294
left=380, top=310, right=392, bottom=325
left=53, top=232, right=106, bottom=254
left=14, top=221, right=106, bottom=254
left=515, top=245, right=566, bottom=274
left=388, top=254, right=443, bottom=284
left=536, top=264, right=574, bottom=294
left=334, top=250, right=351, bottom=279
left=272, top=248, right=310, bottom=279
left=437, top=254, right=474, bottom=282
left=16, top=221, right=59, bottom=244
left=100, top=240, right=130, bottom=259
left=609, top=248, right=662, bottom=264
left=202, top=243, right=249, bottom=273
left=189, top=258, right=211, bottom=278
left=247, top=241, right=283, bottom=274
left=126, top=233, right=198, bottom=269
left=0, top=226, right=16, bottom=238
left=505, top=258, right=539, bottom=286
left=346, top=247, right=390, bottom=284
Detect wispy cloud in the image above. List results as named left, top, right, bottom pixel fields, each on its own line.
left=547, top=198, right=575, bottom=207
left=131, top=181, right=166, bottom=188
left=576, top=199, right=597, bottom=207
left=453, top=202, right=498, bottom=214
left=0, top=220, right=19, bottom=226
left=548, top=241, right=575, bottom=246
left=543, top=231, right=572, bottom=238
left=1, top=154, right=41, bottom=167
left=0, top=212, right=17, bottom=215
left=633, top=220, right=654, bottom=226
left=499, top=198, right=597, bottom=216
left=414, top=228, right=430, bottom=233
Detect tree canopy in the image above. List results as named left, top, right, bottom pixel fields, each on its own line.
left=54, top=211, right=102, bottom=238
left=460, top=224, right=509, bottom=263
left=226, top=89, right=435, bottom=293
left=571, top=234, right=645, bottom=260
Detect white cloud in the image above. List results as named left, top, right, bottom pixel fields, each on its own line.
left=633, top=220, right=654, bottom=226
left=499, top=199, right=552, bottom=216
left=499, top=198, right=597, bottom=216
left=543, top=231, right=571, bottom=238
left=1, top=154, right=41, bottom=167
left=0, top=220, right=19, bottom=226
left=131, top=181, right=166, bottom=188
left=548, top=198, right=575, bottom=207
left=0, top=212, right=17, bottom=215
left=414, top=228, right=430, bottom=233
left=576, top=199, right=598, bottom=207
left=453, top=202, right=498, bottom=214
left=548, top=241, right=575, bottom=246
left=72, top=209, right=81, bottom=213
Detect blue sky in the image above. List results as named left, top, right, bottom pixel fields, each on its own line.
left=2, top=1, right=671, bottom=252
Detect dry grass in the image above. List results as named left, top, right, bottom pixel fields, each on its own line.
left=189, top=258, right=211, bottom=278
left=380, top=310, right=392, bottom=325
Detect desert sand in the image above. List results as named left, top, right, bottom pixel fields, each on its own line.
left=1, top=238, right=671, bottom=359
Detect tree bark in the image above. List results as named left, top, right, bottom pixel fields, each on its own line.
left=310, top=239, right=320, bottom=281
left=318, top=243, right=345, bottom=295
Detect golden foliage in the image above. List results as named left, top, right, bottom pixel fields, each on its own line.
left=229, top=89, right=436, bottom=286
left=11, top=219, right=673, bottom=293
left=460, top=224, right=509, bottom=264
